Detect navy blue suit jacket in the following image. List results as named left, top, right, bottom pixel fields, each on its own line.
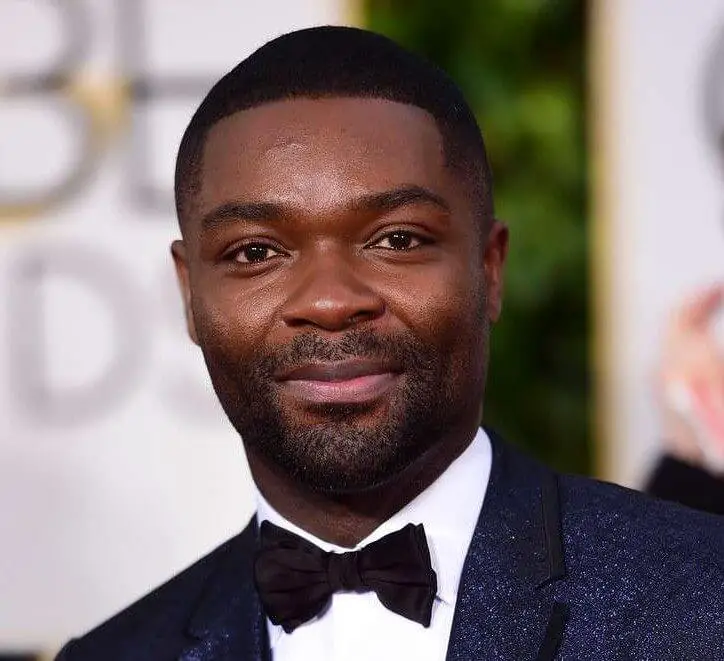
left=56, top=434, right=724, bottom=660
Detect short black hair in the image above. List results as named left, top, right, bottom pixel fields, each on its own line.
left=174, top=25, right=493, bottom=230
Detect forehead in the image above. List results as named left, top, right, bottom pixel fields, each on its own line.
left=197, top=97, right=450, bottom=214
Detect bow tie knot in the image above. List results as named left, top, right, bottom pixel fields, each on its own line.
left=328, top=550, right=364, bottom=592
left=254, top=520, right=437, bottom=633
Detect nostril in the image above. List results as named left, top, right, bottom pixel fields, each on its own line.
left=347, top=311, right=374, bottom=325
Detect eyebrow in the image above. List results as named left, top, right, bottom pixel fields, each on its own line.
left=199, top=185, right=451, bottom=232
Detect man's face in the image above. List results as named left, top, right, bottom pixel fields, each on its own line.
left=173, top=97, right=507, bottom=494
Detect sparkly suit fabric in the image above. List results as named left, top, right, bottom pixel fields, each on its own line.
left=56, top=432, right=724, bottom=660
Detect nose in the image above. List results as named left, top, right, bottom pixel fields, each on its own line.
left=280, top=252, right=385, bottom=332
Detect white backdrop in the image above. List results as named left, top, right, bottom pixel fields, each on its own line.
left=598, top=0, right=724, bottom=487
left=0, top=0, right=351, bottom=651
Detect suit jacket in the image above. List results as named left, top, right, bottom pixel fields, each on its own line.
left=56, top=434, right=724, bottom=660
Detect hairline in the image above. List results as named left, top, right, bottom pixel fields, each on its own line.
left=176, top=93, right=492, bottom=236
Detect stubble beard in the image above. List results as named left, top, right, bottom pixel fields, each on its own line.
left=201, top=328, right=480, bottom=495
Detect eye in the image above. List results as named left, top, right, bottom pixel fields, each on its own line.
left=233, top=242, right=284, bottom=264
left=371, top=230, right=428, bottom=251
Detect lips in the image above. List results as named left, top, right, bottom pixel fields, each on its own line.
left=275, top=360, right=400, bottom=405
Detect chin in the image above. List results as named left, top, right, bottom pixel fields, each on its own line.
left=294, top=460, right=409, bottom=496
left=280, top=391, right=396, bottom=426
left=275, top=421, right=425, bottom=496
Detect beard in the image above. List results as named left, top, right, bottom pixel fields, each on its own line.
left=199, top=327, right=476, bottom=495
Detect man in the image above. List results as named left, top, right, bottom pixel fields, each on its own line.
left=56, top=26, right=724, bottom=660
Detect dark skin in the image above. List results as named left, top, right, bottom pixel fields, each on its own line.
left=172, top=97, right=508, bottom=547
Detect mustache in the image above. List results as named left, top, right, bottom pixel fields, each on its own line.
left=252, top=329, right=434, bottom=375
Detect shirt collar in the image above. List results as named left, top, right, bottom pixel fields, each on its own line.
left=255, top=427, right=492, bottom=631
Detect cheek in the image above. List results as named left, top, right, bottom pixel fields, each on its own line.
left=386, top=264, right=485, bottom=347
left=388, top=270, right=488, bottom=403
left=191, top=280, right=276, bottom=357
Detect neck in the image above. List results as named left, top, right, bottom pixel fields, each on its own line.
left=247, top=420, right=480, bottom=548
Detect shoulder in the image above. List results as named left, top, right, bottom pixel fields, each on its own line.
left=56, top=523, right=255, bottom=661
left=557, top=473, right=724, bottom=650
left=559, top=471, right=724, bottom=559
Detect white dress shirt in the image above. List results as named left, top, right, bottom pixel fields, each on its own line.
left=255, top=427, right=492, bottom=661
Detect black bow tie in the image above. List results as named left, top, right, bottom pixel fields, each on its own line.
left=253, top=520, right=437, bottom=633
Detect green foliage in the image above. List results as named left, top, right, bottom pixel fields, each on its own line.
left=364, top=0, right=590, bottom=474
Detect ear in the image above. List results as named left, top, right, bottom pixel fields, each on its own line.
left=483, top=220, right=509, bottom=322
left=171, top=239, right=200, bottom=345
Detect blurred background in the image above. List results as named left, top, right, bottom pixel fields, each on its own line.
left=2, top=0, right=724, bottom=656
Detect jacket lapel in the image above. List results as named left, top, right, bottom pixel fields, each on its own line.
left=179, top=521, right=269, bottom=661
left=445, top=432, right=568, bottom=661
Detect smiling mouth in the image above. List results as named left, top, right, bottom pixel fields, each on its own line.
left=275, top=360, right=400, bottom=405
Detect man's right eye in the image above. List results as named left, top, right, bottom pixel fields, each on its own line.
left=233, top=243, right=283, bottom=264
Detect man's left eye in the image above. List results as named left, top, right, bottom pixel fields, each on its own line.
left=372, top=231, right=426, bottom=251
